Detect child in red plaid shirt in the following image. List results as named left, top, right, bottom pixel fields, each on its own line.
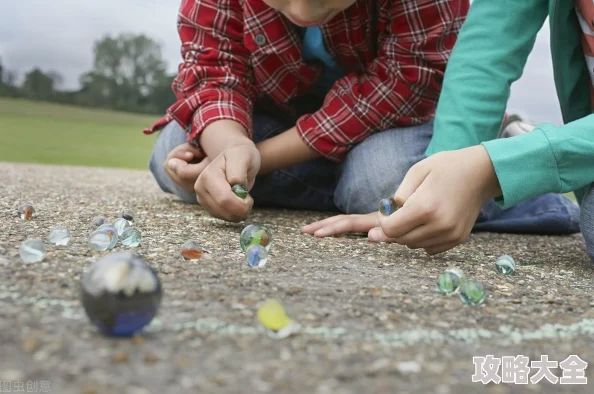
left=147, top=0, right=469, bottom=222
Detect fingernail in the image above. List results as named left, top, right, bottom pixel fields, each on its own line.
left=314, top=229, right=327, bottom=237
left=168, top=159, right=176, bottom=169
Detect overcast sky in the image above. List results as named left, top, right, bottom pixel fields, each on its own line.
left=0, top=0, right=562, bottom=125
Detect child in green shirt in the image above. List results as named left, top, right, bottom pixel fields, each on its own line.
left=303, top=0, right=593, bottom=262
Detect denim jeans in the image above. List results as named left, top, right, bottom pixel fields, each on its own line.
left=149, top=114, right=433, bottom=213
left=148, top=112, right=582, bottom=239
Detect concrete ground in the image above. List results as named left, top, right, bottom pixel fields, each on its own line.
left=1, top=162, right=593, bottom=394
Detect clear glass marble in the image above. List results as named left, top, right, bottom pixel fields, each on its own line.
left=97, top=224, right=118, bottom=249
left=49, top=225, right=71, bottom=246
left=459, top=280, right=486, bottom=305
left=495, top=255, right=516, bottom=275
left=19, top=239, right=46, bottom=263
left=445, top=267, right=466, bottom=282
left=246, top=244, right=268, bottom=267
left=180, top=241, right=203, bottom=260
left=89, top=230, right=111, bottom=251
left=232, top=184, right=249, bottom=199
left=120, top=208, right=135, bottom=222
left=437, top=271, right=460, bottom=295
left=113, top=218, right=131, bottom=236
left=378, top=197, right=398, bottom=216
left=18, top=204, right=35, bottom=220
left=240, top=224, right=272, bottom=252
left=121, top=227, right=141, bottom=248
left=90, top=216, right=108, bottom=231
left=81, top=252, right=162, bottom=336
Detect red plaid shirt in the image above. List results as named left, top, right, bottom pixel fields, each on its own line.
left=144, top=0, right=469, bottom=162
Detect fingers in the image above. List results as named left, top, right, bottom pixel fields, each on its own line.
left=393, top=160, right=430, bottom=207
left=313, top=213, right=379, bottom=237
left=301, top=215, right=347, bottom=234
left=169, top=150, right=194, bottom=161
left=195, top=158, right=253, bottom=222
left=377, top=200, right=428, bottom=239
left=368, top=227, right=397, bottom=243
left=424, top=241, right=460, bottom=256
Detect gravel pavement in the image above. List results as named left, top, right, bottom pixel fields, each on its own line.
left=1, top=162, right=593, bottom=394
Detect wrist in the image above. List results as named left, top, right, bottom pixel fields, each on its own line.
left=475, top=145, right=502, bottom=201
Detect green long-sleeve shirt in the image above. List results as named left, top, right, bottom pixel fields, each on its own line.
left=426, top=0, right=594, bottom=208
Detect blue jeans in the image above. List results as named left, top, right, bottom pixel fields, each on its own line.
left=148, top=113, right=582, bottom=238
left=149, top=114, right=433, bottom=213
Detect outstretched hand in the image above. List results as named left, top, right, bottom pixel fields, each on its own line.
left=301, top=212, right=379, bottom=237
left=369, top=145, right=501, bottom=255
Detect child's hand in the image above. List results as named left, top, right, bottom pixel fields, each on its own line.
left=369, top=146, right=501, bottom=255
left=165, top=143, right=210, bottom=193
left=301, top=212, right=379, bottom=237
left=194, top=143, right=260, bottom=222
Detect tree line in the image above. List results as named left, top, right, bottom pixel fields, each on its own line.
left=0, top=33, right=177, bottom=115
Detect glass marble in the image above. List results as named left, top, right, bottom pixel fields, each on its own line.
left=80, top=252, right=162, bottom=336
left=120, top=208, right=135, bottom=222
left=232, top=184, right=249, bottom=199
left=180, top=241, right=203, bottom=260
left=113, top=218, right=131, bottom=236
left=90, top=216, right=108, bottom=230
left=437, top=271, right=460, bottom=295
left=246, top=245, right=268, bottom=267
left=49, top=225, right=71, bottom=246
left=18, top=204, right=35, bottom=221
left=240, top=224, right=272, bottom=252
left=445, top=267, right=466, bottom=282
left=257, top=299, right=299, bottom=338
left=19, top=239, right=46, bottom=263
left=459, top=280, right=486, bottom=305
left=378, top=197, right=398, bottom=216
left=495, top=255, right=516, bottom=275
left=97, top=224, right=118, bottom=249
left=121, top=227, right=141, bottom=248
left=89, top=230, right=111, bottom=251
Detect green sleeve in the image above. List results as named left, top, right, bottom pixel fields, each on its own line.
left=426, top=0, right=549, bottom=154
left=483, top=116, right=594, bottom=208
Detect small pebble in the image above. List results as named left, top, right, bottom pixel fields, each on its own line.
left=112, top=351, right=129, bottom=363
left=144, top=352, right=160, bottom=364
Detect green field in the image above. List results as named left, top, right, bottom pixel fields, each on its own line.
left=0, top=98, right=160, bottom=169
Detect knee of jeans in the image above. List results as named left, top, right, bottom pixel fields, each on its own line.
left=580, top=185, right=594, bottom=262
left=334, top=124, right=432, bottom=214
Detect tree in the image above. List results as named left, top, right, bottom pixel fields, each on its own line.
left=21, top=68, right=62, bottom=100
left=82, top=33, right=169, bottom=113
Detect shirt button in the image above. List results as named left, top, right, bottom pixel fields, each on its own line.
left=255, top=34, right=266, bottom=46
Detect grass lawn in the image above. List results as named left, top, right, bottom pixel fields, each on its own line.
left=0, top=98, right=160, bottom=169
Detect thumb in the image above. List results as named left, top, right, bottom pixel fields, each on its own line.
left=394, top=160, right=431, bottom=207
left=224, top=151, right=250, bottom=189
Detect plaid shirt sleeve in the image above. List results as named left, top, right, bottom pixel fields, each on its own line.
left=296, top=0, right=468, bottom=162
left=165, top=0, right=254, bottom=147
